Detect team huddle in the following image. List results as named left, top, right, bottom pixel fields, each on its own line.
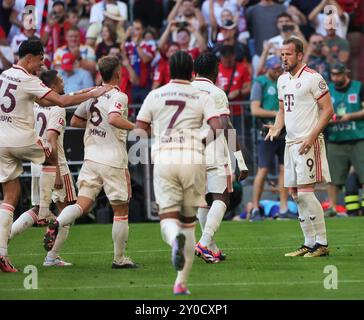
left=0, top=36, right=334, bottom=295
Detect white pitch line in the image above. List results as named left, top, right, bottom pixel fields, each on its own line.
left=10, top=243, right=364, bottom=257
left=1, top=279, right=364, bottom=292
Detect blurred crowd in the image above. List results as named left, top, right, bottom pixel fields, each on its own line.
left=0, top=0, right=363, bottom=108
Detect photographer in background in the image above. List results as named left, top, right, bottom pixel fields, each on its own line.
left=256, top=12, right=306, bottom=76
left=41, top=1, right=71, bottom=58
left=303, top=33, right=331, bottom=82
left=249, top=56, right=294, bottom=221
left=159, top=19, right=206, bottom=59
left=167, top=0, right=206, bottom=49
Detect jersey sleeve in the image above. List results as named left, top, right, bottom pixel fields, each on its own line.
left=25, top=76, right=52, bottom=99
left=277, top=77, right=283, bottom=101
left=136, top=93, right=153, bottom=124
left=74, top=101, right=89, bottom=121
left=109, top=93, right=128, bottom=116
left=214, top=90, right=230, bottom=116
left=311, top=73, right=329, bottom=101
left=202, top=94, right=221, bottom=122
left=47, top=108, right=66, bottom=135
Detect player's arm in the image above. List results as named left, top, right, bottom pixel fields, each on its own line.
left=265, top=100, right=285, bottom=141
left=108, top=112, right=135, bottom=130
left=46, top=130, right=63, bottom=189
left=298, top=92, right=334, bottom=154
left=36, top=86, right=111, bottom=108
left=70, top=115, right=87, bottom=128
left=251, top=100, right=277, bottom=118
left=135, top=120, right=151, bottom=137
left=220, top=115, right=248, bottom=181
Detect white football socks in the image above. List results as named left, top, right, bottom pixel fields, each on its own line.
left=112, top=216, right=129, bottom=262
left=57, top=204, right=83, bottom=227
left=175, top=223, right=196, bottom=287
left=296, top=190, right=327, bottom=247
left=10, top=208, right=38, bottom=239
left=39, top=166, right=57, bottom=219
left=199, top=200, right=226, bottom=248
left=47, top=225, right=70, bottom=260
left=160, top=218, right=180, bottom=247
left=197, top=207, right=209, bottom=232
left=0, top=203, right=15, bottom=256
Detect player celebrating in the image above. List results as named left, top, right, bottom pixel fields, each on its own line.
left=43, top=56, right=138, bottom=269
left=135, top=51, right=223, bottom=295
left=0, top=40, right=108, bottom=273
left=10, top=70, right=77, bottom=267
left=265, top=37, right=334, bottom=258
left=191, top=53, right=248, bottom=263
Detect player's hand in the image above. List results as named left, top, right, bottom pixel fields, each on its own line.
left=74, top=87, right=96, bottom=95
left=264, top=124, right=281, bottom=141
left=298, top=135, right=316, bottom=155
left=54, top=172, right=63, bottom=190
left=337, top=114, right=351, bottom=122
left=238, top=170, right=248, bottom=182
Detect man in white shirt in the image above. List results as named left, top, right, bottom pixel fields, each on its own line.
left=191, top=53, right=248, bottom=264
left=265, top=37, right=334, bottom=258
left=0, top=39, right=108, bottom=272
left=89, top=0, right=128, bottom=24
left=43, top=56, right=137, bottom=270
left=135, top=51, right=223, bottom=295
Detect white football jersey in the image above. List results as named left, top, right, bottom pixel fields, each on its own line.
left=191, top=77, right=231, bottom=168
left=277, top=64, right=329, bottom=144
left=0, top=65, right=52, bottom=147
left=74, top=87, right=129, bottom=169
left=33, top=104, right=69, bottom=175
left=137, top=80, right=221, bottom=160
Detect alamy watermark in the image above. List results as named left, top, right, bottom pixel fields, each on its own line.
left=323, top=265, right=338, bottom=290
left=23, top=265, right=38, bottom=290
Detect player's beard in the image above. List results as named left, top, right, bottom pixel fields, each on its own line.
left=285, top=61, right=298, bottom=73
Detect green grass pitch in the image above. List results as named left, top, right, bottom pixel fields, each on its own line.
left=1, top=218, right=364, bottom=300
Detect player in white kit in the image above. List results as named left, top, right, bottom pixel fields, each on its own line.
left=265, top=37, right=334, bottom=257
left=9, top=70, right=77, bottom=267
left=191, top=53, right=248, bottom=263
left=43, top=56, right=138, bottom=269
left=0, top=40, right=108, bottom=272
left=136, top=51, right=223, bottom=295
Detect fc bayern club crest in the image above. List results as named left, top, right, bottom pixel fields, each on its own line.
left=296, top=82, right=301, bottom=89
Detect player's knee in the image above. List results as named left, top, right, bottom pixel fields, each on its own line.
left=111, top=200, right=129, bottom=215
left=159, top=207, right=180, bottom=220
left=181, top=206, right=197, bottom=219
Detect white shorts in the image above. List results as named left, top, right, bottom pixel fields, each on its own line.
left=206, top=164, right=233, bottom=194
left=284, top=137, right=331, bottom=188
left=31, top=172, right=77, bottom=206
left=77, top=160, right=131, bottom=203
left=0, top=139, right=50, bottom=183
left=153, top=151, right=206, bottom=213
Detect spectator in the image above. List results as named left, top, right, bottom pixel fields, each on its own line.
left=287, top=0, right=321, bottom=39
left=168, top=0, right=206, bottom=48
left=58, top=52, right=94, bottom=94
left=202, top=0, right=239, bottom=27
left=208, top=4, right=235, bottom=42
left=326, top=62, right=364, bottom=217
left=95, top=24, right=119, bottom=60
left=216, top=44, right=251, bottom=134
left=124, top=19, right=156, bottom=103
left=105, top=45, right=140, bottom=110
left=211, top=17, right=251, bottom=64
left=303, top=33, right=331, bottom=83
left=89, top=0, right=128, bottom=24
left=67, top=7, right=86, bottom=43
left=324, top=23, right=350, bottom=65
left=249, top=56, right=295, bottom=221
left=41, top=1, right=71, bottom=58
left=246, top=0, right=285, bottom=76
left=0, top=0, right=14, bottom=37
left=0, top=32, right=13, bottom=72
left=152, top=42, right=180, bottom=89
left=86, top=3, right=126, bottom=49
left=53, top=26, right=97, bottom=74
left=308, top=0, right=349, bottom=39
left=159, top=20, right=206, bottom=59
left=256, top=12, right=307, bottom=75
left=133, top=0, right=165, bottom=31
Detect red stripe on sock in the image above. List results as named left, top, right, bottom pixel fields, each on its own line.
left=27, top=210, right=38, bottom=223
left=180, top=222, right=196, bottom=228
left=0, top=203, right=15, bottom=212
left=297, top=188, right=314, bottom=193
